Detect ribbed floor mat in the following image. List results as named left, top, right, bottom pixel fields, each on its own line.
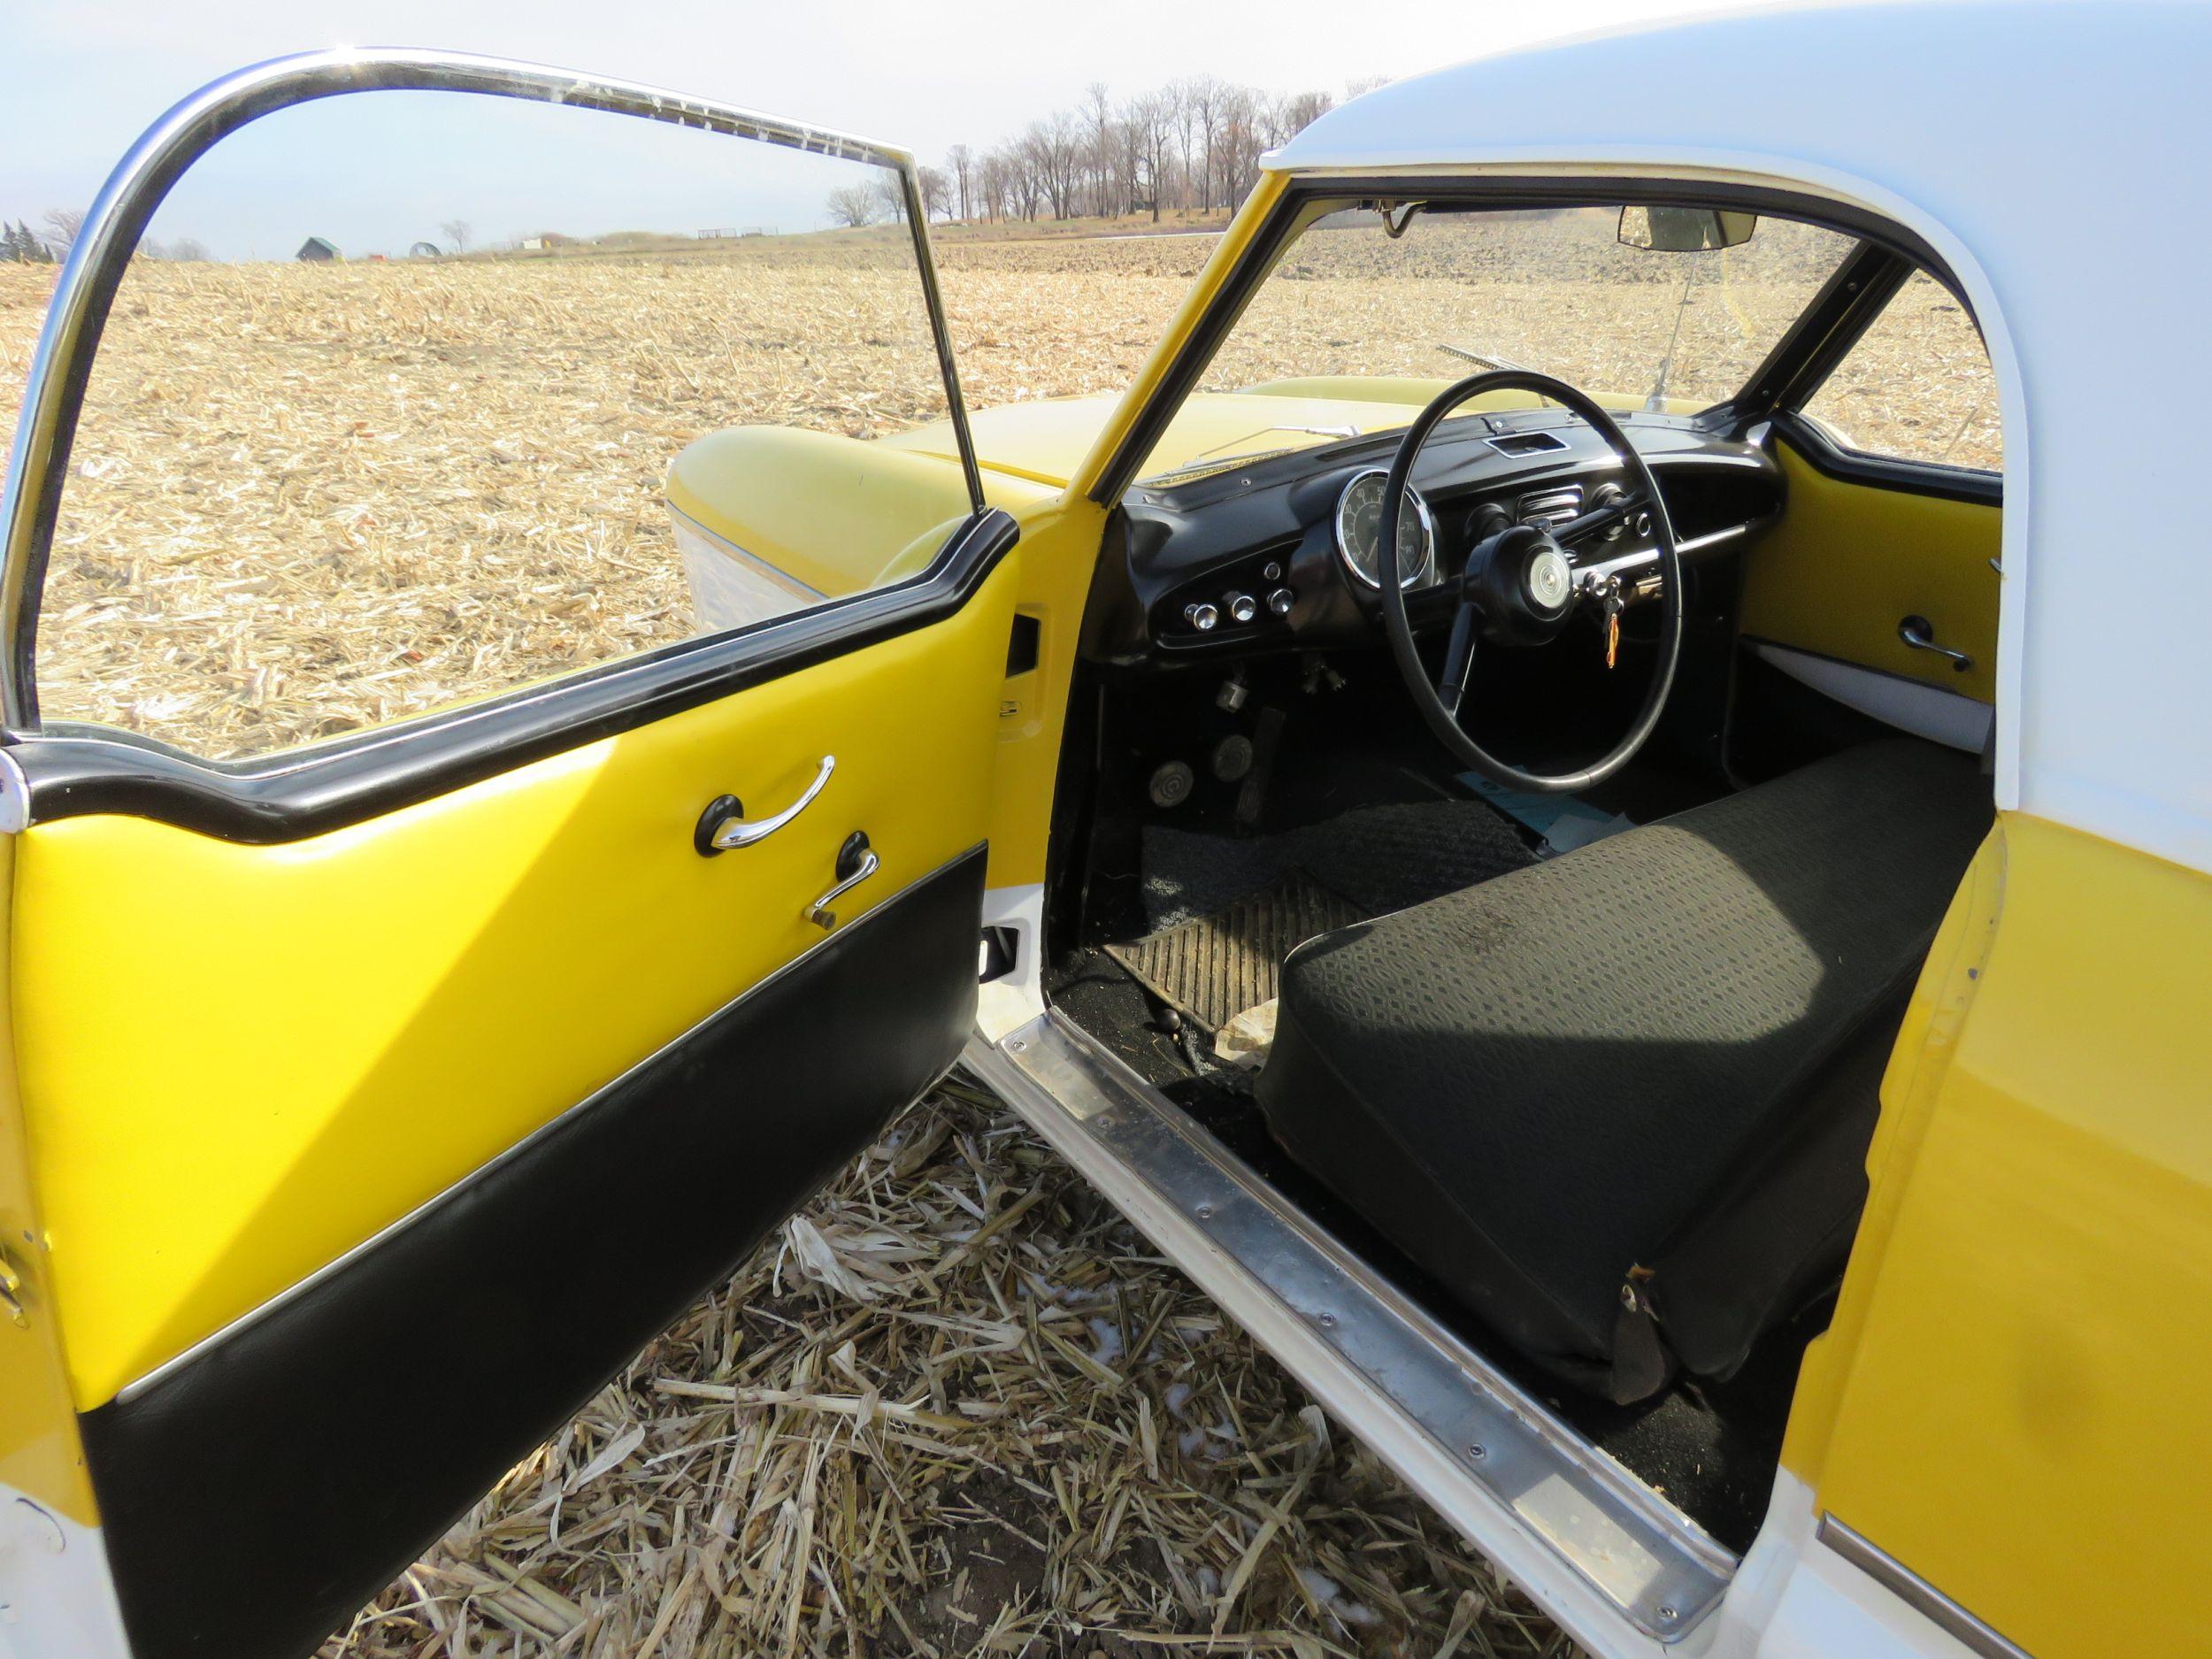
left=1141, top=798, right=1536, bottom=933
left=1106, top=873, right=1363, bottom=1032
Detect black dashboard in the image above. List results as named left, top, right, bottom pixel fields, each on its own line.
left=1083, top=406, right=1781, bottom=666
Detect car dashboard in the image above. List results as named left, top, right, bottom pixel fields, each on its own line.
left=1086, top=407, right=1782, bottom=666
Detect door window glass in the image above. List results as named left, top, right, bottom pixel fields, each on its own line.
left=35, top=90, right=974, bottom=761
left=1800, top=272, right=2001, bottom=472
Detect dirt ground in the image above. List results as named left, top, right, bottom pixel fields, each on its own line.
left=0, top=211, right=1999, bottom=1656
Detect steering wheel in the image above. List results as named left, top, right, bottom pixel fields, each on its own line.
left=1376, top=369, right=1685, bottom=794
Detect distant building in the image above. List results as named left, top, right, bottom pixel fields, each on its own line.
left=296, top=236, right=341, bottom=262
left=520, top=237, right=546, bottom=251
left=408, top=241, right=441, bottom=258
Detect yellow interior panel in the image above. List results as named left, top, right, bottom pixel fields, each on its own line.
left=1740, top=440, right=2001, bottom=701
left=979, top=495, right=1110, bottom=891
left=1788, top=814, right=2212, bottom=1657
left=0, top=838, right=98, bottom=1526
left=12, top=561, right=1017, bottom=1409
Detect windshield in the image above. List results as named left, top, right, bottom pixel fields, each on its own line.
left=1137, top=204, right=1855, bottom=485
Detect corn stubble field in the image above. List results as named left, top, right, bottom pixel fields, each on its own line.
left=0, top=218, right=1993, bottom=1657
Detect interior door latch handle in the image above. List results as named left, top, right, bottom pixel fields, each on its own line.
left=695, top=757, right=834, bottom=855
left=808, top=832, right=879, bottom=930
left=1897, top=615, right=1972, bottom=672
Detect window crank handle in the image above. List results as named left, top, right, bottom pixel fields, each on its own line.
left=808, top=832, right=879, bottom=930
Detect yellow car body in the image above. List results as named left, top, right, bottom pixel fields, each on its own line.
left=2, top=9, right=2207, bottom=1659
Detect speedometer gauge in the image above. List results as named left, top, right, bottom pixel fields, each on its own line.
left=1333, top=470, right=1437, bottom=589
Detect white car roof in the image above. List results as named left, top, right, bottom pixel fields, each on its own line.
left=1272, top=2, right=2212, bottom=877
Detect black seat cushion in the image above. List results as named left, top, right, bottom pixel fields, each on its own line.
left=1255, top=740, right=1992, bottom=1402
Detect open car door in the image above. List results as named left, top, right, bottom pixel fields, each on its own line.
left=0, top=53, right=1015, bottom=1659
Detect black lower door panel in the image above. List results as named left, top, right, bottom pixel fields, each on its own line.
left=80, top=843, right=986, bottom=1659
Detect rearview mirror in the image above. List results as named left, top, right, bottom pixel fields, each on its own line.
left=1617, top=205, right=1757, bottom=251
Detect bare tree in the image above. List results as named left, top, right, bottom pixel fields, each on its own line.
left=1022, top=112, right=1084, bottom=219
left=1217, top=89, right=1272, bottom=205
left=945, top=144, right=974, bottom=221
left=825, top=183, right=877, bottom=228
left=42, top=207, right=85, bottom=257
left=1276, top=89, right=1335, bottom=137
left=167, top=236, right=211, bottom=262
left=1185, top=76, right=1225, bottom=211
left=872, top=172, right=908, bottom=225
left=918, top=165, right=952, bottom=222
left=1126, top=92, right=1175, bottom=221
left=1343, top=73, right=1393, bottom=100
left=1081, top=81, right=1116, bottom=218
left=937, top=70, right=1362, bottom=229
left=438, top=219, right=472, bottom=252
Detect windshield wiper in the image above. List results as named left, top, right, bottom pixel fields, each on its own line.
left=1142, top=444, right=1315, bottom=487
left=1143, top=424, right=1363, bottom=488
left=1438, top=342, right=1526, bottom=373
left=1190, top=423, right=1360, bottom=458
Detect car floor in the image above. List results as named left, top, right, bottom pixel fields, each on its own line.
left=1048, top=719, right=1816, bottom=1555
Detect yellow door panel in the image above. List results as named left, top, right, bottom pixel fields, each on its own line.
left=1740, top=441, right=2001, bottom=702
left=0, top=841, right=98, bottom=1527
left=13, top=559, right=1016, bottom=1410
left=1788, top=814, right=2212, bottom=1657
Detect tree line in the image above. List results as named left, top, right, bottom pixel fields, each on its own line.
left=829, top=73, right=1387, bottom=229
left=2, top=207, right=210, bottom=264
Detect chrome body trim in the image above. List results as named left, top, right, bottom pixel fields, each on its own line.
left=110, top=841, right=979, bottom=1405
left=1333, top=467, right=1439, bottom=589
left=1816, top=1514, right=2034, bottom=1659
left=0, top=47, right=984, bottom=731
left=970, top=1010, right=1736, bottom=1642
left=668, top=504, right=829, bottom=604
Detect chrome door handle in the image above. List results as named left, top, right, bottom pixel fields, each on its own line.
left=694, top=757, right=834, bottom=855
left=1898, top=615, right=1972, bottom=672
left=807, top=832, right=879, bottom=930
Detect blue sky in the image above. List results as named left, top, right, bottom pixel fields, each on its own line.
left=3, top=0, right=1723, bottom=257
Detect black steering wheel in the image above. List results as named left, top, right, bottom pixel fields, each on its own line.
left=1376, top=369, right=1685, bottom=794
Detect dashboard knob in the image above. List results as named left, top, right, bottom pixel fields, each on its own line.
left=1262, top=560, right=1285, bottom=582
left=1225, top=591, right=1258, bottom=625
left=1267, top=588, right=1294, bottom=616
left=1184, top=602, right=1219, bottom=632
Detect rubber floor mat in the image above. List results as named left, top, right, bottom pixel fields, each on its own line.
left=1106, top=872, right=1363, bottom=1032
left=1141, top=798, right=1536, bottom=932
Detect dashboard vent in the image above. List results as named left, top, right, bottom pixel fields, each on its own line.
left=1517, top=486, right=1583, bottom=528
left=1487, top=430, right=1570, bottom=457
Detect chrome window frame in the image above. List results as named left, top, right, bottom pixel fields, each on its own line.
left=0, top=47, right=987, bottom=732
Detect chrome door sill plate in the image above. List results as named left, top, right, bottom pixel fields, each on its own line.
left=965, top=1012, right=1735, bottom=1646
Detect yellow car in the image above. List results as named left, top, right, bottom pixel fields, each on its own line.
left=0, top=8, right=2202, bottom=1657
